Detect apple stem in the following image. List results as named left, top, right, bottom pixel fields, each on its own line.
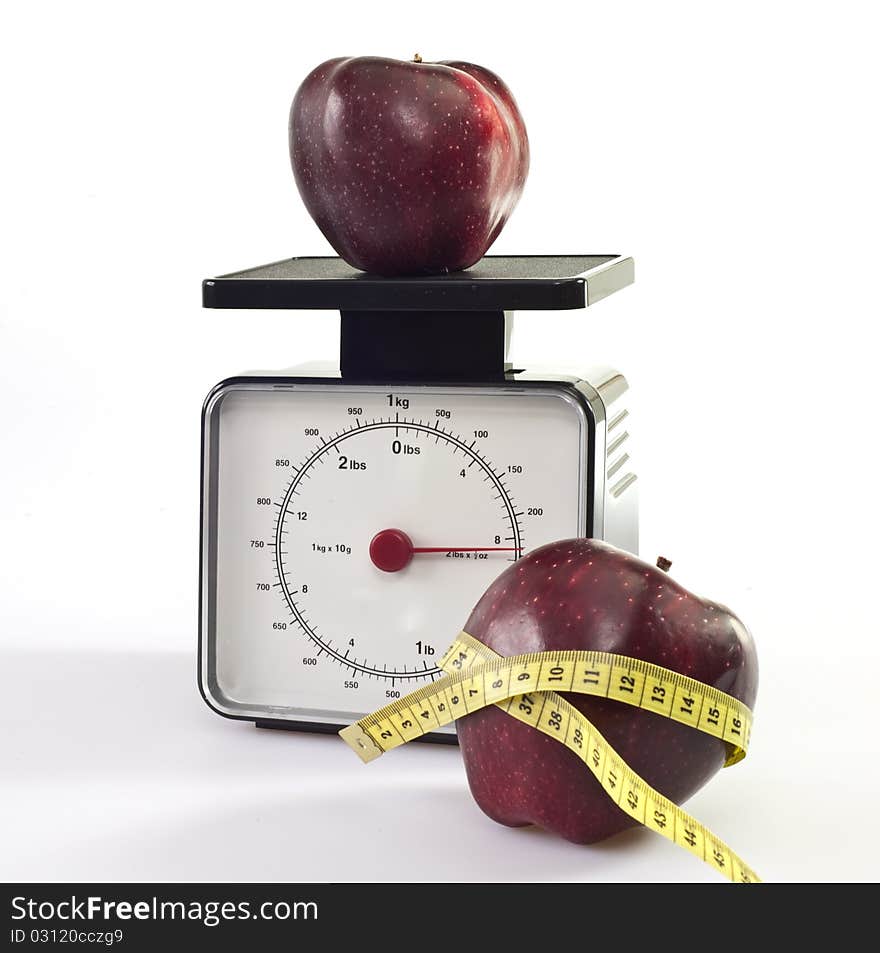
left=413, top=53, right=423, bottom=63
left=656, top=556, right=673, bottom=573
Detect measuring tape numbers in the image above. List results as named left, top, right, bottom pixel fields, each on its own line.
left=340, top=631, right=759, bottom=883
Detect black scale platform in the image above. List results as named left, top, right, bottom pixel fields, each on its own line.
left=203, top=254, right=633, bottom=379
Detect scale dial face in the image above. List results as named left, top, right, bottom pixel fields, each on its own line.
left=203, top=380, right=590, bottom=726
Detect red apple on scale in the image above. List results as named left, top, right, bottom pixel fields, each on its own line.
left=456, top=539, right=759, bottom=844
left=289, top=55, right=529, bottom=275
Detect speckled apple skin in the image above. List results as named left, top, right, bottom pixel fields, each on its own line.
left=289, top=56, right=529, bottom=276
left=456, top=539, right=759, bottom=845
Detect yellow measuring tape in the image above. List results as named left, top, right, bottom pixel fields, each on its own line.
left=340, top=631, right=759, bottom=883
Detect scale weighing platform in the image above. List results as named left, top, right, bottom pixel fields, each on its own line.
left=199, top=254, right=636, bottom=739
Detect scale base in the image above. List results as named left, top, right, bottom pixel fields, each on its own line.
left=255, top=718, right=458, bottom=744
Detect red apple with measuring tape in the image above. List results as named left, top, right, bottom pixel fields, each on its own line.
left=456, top=539, right=759, bottom=844
left=289, top=54, right=529, bottom=275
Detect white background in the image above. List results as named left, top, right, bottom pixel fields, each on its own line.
left=2, top=0, right=878, bottom=883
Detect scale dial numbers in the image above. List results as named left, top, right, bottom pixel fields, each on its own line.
left=209, top=384, right=587, bottom=721
left=274, top=418, right=523, bottom=680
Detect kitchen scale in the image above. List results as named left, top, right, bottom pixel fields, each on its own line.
left=199, top=254, right=637, bottom=739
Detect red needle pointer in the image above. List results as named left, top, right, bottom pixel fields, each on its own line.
left=369, top=528, right=520, bottom=573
